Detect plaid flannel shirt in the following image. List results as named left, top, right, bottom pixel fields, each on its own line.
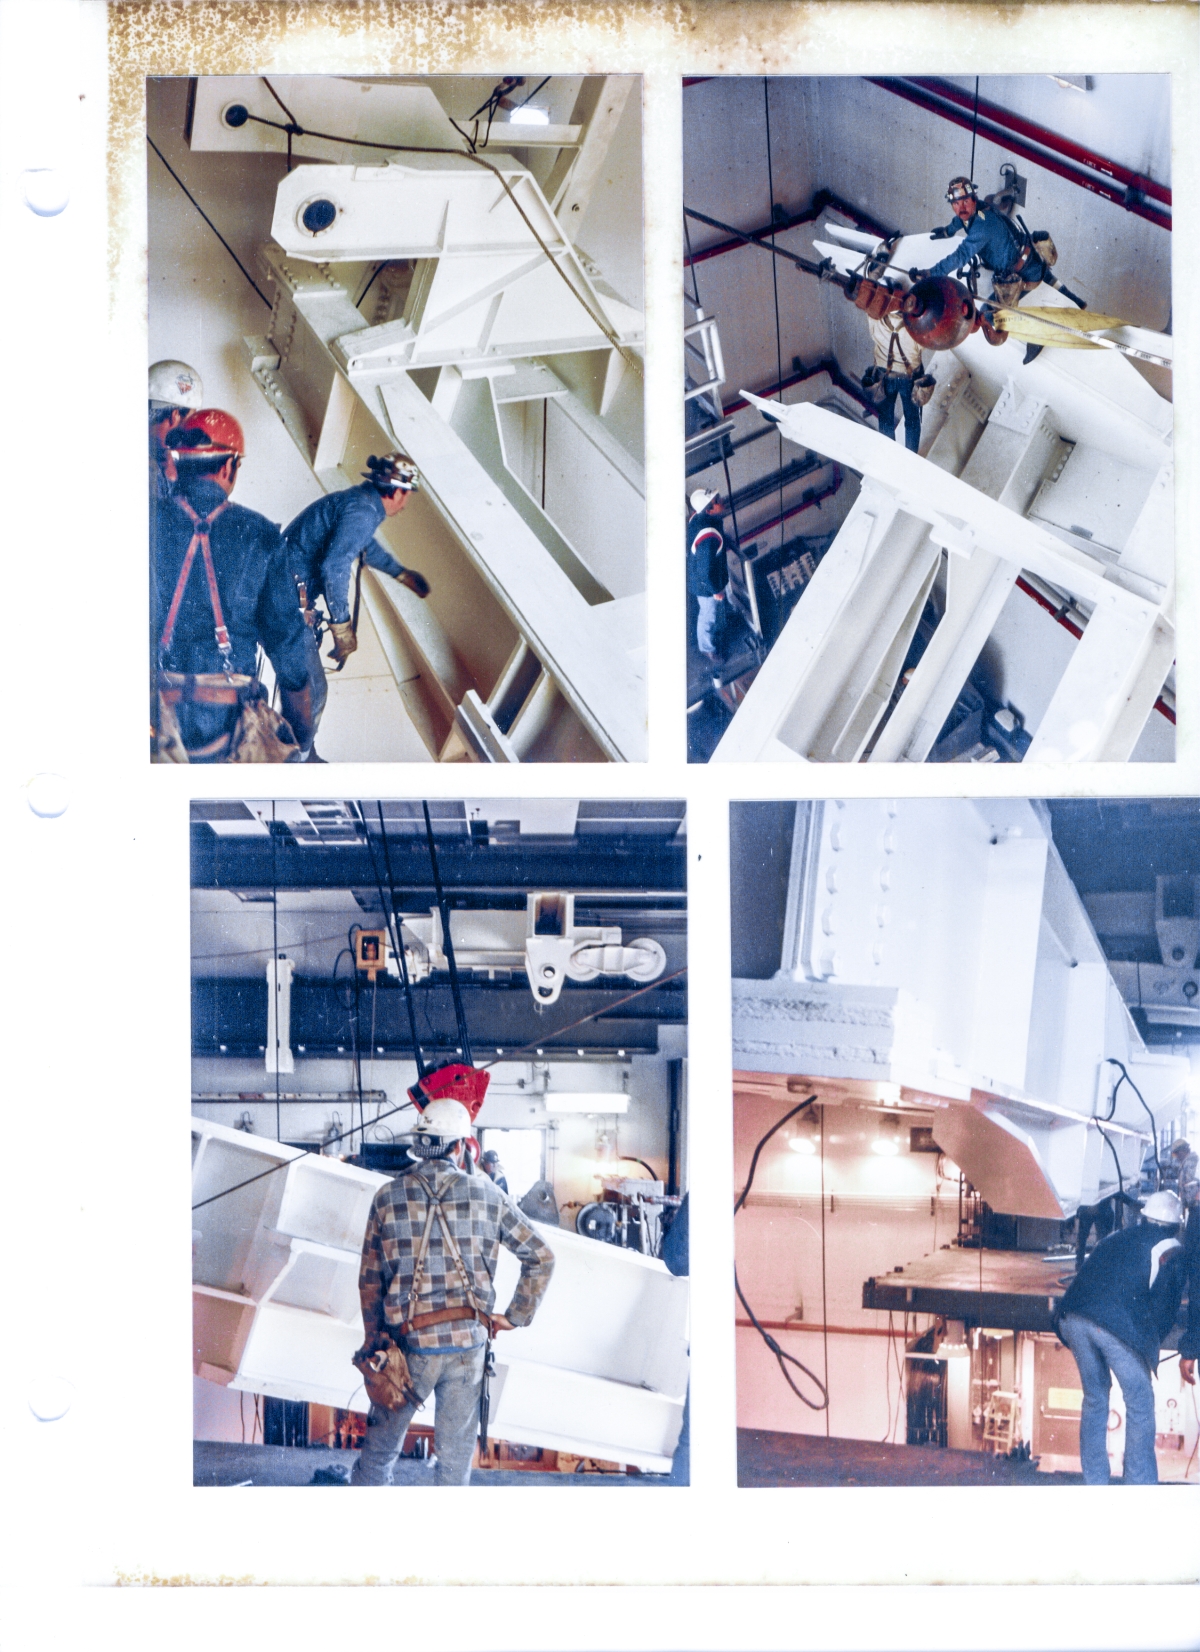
left=359, top=1158, right=555, bottom=1351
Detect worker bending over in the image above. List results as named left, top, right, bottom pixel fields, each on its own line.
left=351, top=1098, right=555, bottom=1487
left=283, top=453, right=430, bottom=759
left=153, top=409, right=313, bottom=762
left=1054, top=1189, right=1187, bottom=1484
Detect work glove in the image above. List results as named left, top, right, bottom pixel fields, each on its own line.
left=397, top=569, right=431, bottom=598
left=328, top=620, right=358, bottom=668
left=908, top=267, right=928, bottom=281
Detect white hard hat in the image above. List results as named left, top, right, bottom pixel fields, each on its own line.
left=415, top=1097, right=472, bottom=1141
left=1141, top=1189, right=1184, bottom=1225
left=689, top=487, right=719, bottom=514
left=149, top=359, right=204, bottom=410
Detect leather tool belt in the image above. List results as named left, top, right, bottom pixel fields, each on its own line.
left=396, top=1305, right=498, bottom=1337
left=158, top=670, right=256, bottom=707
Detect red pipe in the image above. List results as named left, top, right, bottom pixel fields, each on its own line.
left=686, top=188, right=894, bottom=267
left=731, top=469, right=843, bottom=542
left=724, top=357, right=875, bottom=418
left=1014, top=576, right=1174, bottom=724
left=868, top=78, right=1170, bottom=232
left=909, top=77, right=1170, bottom=208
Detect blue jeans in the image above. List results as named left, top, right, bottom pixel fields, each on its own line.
left=877, top=375, right=921, bottom=452
left=695, top=593, right=724, bottom=658
left=1058, top=1313, right=1158, bottom=1484
left=350, top=1344, right=485, bottom=1487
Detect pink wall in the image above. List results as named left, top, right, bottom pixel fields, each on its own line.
left=734, top=1090, right=950, bottom=1439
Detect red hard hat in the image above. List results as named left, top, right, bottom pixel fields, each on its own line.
left=169, top=407, right=246, bottom=461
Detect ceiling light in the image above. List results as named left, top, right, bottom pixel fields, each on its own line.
left=871, top=1137, right=901, bottom=1156
left=509, top=106, right=550, bottom=126
left=788, top=1135, right=817, bottom=1155
left=545, top=1093, right=629, bottom=1114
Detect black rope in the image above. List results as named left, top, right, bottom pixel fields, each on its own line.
left=371, top=801, right=428, bottom=1080
left=272, top=802, right=281, bottom=1142
left=355, top=262, right=386, bottom=309
left=193, top=965, right=687, bottom=1211
left=233, top=110, right=637, bottom=371
left=763, top=80, right=786, bottom=555
left=1105, top=1058, right=1162, bottom=1183
left=423, top=802, right=473, bottom=1066
left=969, top=76, right=980, bottom=183
left=146, top=135, right=271, bottom=308
left=734, top=1094, right=829, bottom=1411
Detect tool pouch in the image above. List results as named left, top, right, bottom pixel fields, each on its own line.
left=353, top=1337, right=421, bottom=1412
left=852, top=278, right=896, bottom=320
left=911, top=373, right=937, bottom=407
left=227, top=698, right=302, bottom=764
left=1030, top=232, right=1058, bottom=267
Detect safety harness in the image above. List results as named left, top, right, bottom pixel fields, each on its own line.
left=400, top=1168, right=498, bottom=1339
left=159, top=497, right=235, bottom=676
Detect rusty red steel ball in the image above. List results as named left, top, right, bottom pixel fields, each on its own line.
left=901, top=276, right=976, bottom=351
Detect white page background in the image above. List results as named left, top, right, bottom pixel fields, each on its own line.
left=1, top=0, right=1198, bottom=1644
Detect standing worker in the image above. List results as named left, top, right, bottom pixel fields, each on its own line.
left=148, top=359, right=203, bottom=497
left=153, top=408, right=314, bottom=762
left=480, top=1149, right=509, bottom=1194
left=351, top=1097, right=555, bottom=1487
left=283, top=453, right=431, bottom=760
left=861, top=307, right=935, bottom=453
left=686, top=488, right=730, bottom=664
left=1054, top=1189, right=1187, bottom=1484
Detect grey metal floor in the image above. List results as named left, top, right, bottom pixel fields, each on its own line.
left=194, top=1441, right=678, bottom=1487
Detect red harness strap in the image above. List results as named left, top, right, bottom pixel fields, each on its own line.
left=159, top=498, right=233, bottom=671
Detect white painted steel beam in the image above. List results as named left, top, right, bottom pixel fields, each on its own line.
left=731, top=801, right=1188, bottom=1216
left=714, top=395, right=1170, bottom=764
left=191, top=1119, right=687, bottom=1468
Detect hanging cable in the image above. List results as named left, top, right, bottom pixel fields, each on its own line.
left=733, top=1095, right=829, bottom=1410
left=194, top=967, right=686, bottom=1211
left=969, top=75, right=980, bottom=182
left=262, top=77, right=301, bottom=172
left=819, top=1099, right=831, bottom=1435
left=369, top=801, right=428, bottom=1080
left=1094, top=1119, right=1126, bottom=1199
left=272, top=802, right=281, bottom=1142
left=1105, top=1057, right=1161, bottom=1182
left=227, top=108, right=639, bottom=372
left=422, top=801, right=473, bottom=1066
left=146, top=136, right=271, bottom=308
left=763, top=80, right=786, bottom=556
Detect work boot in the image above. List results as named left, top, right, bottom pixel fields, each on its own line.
left=1022, top=344, right=1044, bottom=365
left=303, top=747, right=327, bottom=764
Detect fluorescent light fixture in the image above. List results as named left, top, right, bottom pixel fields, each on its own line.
left=545, top=1093, right=629, bottom=1114
left=509, top=106, right=550, bottom=126
left=788, top=1136, right=817, bottom=1155
left=871, top=1137, right=901, bottom=1156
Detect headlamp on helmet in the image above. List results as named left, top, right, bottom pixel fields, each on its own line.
left=946, top=176, right=978, bottom=205
left=364, top=452, right=420, bottom=496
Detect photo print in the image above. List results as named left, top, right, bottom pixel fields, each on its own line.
left=684, top=76, right=1173, bottom=765
left=148, top=74, right=646, bottom=764
left=190, top=798, right=688, bottom=1486
left=730, top=799, right=1198, bottom=1488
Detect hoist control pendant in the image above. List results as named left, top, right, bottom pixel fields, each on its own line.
left=409, top=1062, right=491, bottom=1121
left=901, top=276, right=975, bottom=351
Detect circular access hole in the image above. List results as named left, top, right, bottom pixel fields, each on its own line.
left=222, top=103, right=250, bottom=129
left=300, top=198, right=338, bottom=235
